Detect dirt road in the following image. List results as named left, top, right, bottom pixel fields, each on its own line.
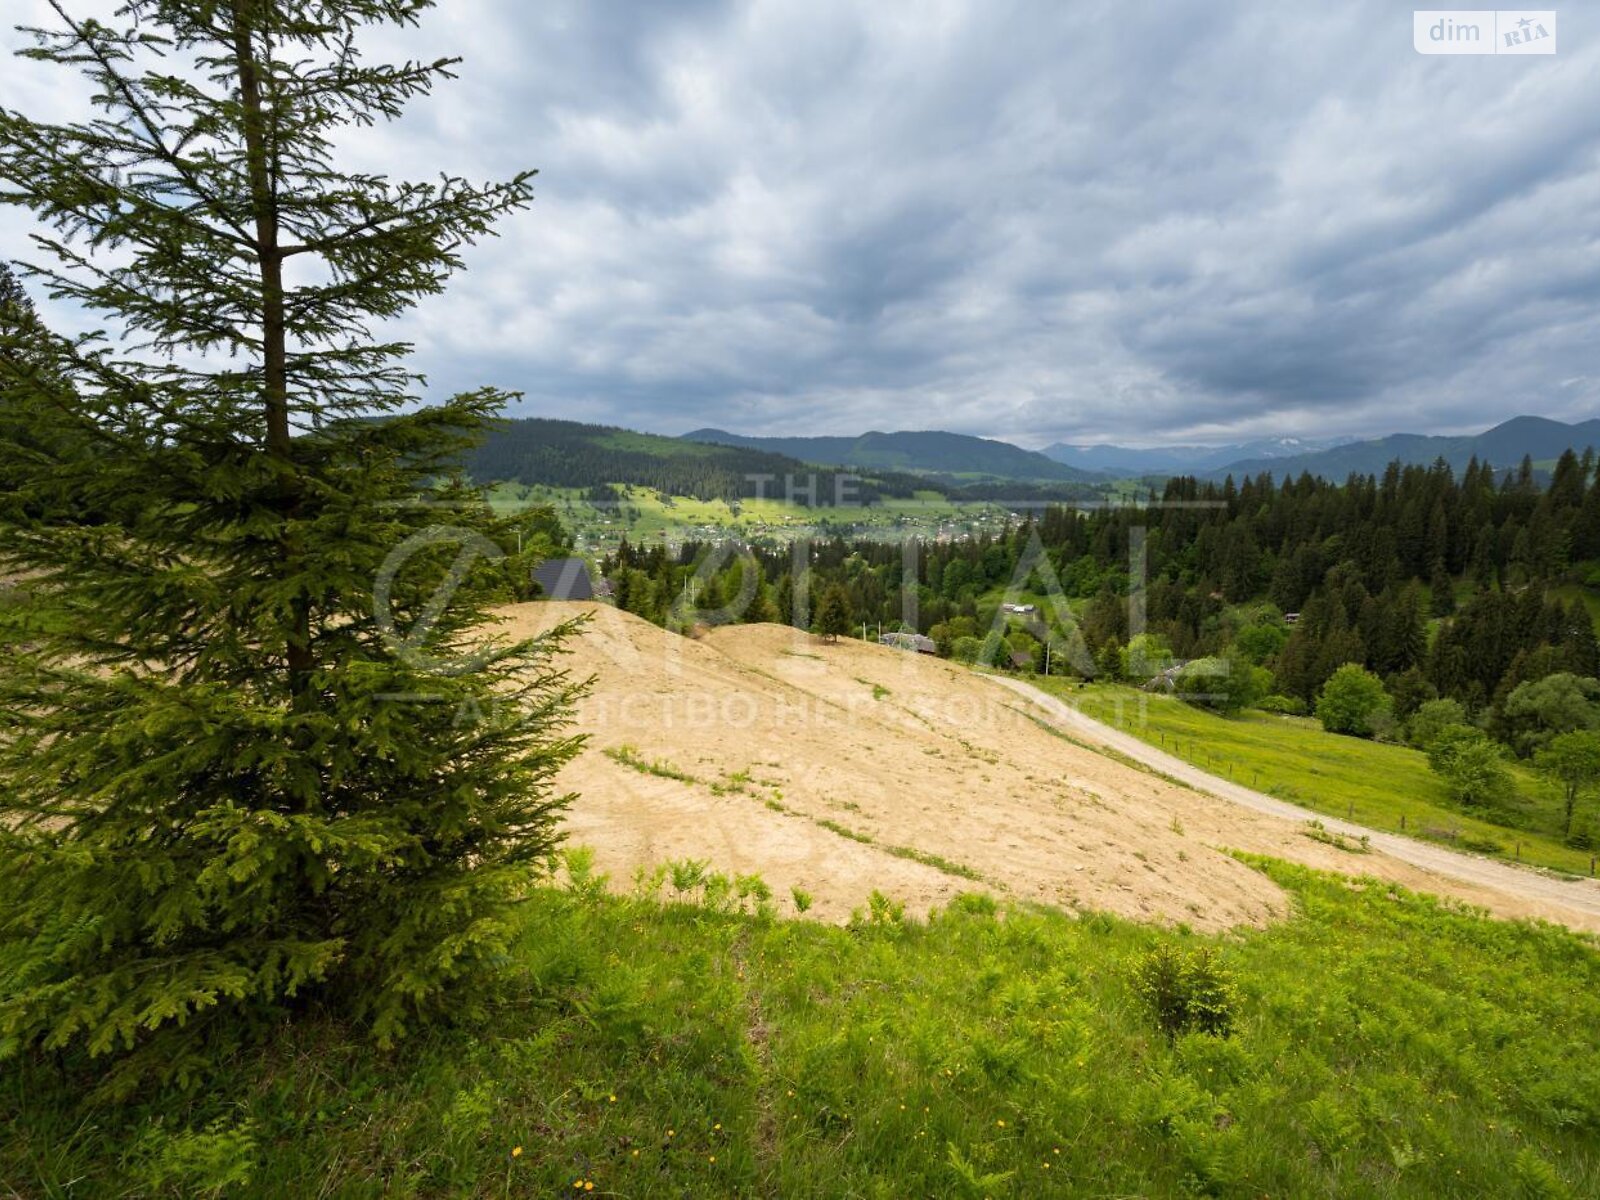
left=986, top=674, right=1600, bottom=927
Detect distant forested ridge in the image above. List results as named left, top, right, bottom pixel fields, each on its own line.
left=462, top=417, right=930, bottom=503
left=681, top=427, right=1099, bottom=482
left=463, top=416, right=1103, bottom=503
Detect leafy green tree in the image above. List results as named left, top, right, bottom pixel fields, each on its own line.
left=1500, top=674, right=1600, bottom=757
left=1406, top=698, right=1469, bottom=750
left=1534, top=730, right=1600, bottom=837
left=814, top=583, right=851, bottom=642
left=0, top=1, right=586, bottom=1088
left=1315, top=664, right=1391, bottom=738
left=1427, top=725, right=1514, bottom=809
left=1234, top=620, right=1289, bottom=665
left=1176, top=655, right=1268, bottom=714
left=1121, top=632, right=1173, bottom=681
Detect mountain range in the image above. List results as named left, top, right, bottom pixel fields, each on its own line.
left=682, top=416, right=1600, bottom=483
left=1039, top=436, right=1354, bottom=476
left=681, top=428, right=1096, bottom=482
left=1207, top=416, right=1600, bottom=480
left=469, top=415, right=1600, bottom=496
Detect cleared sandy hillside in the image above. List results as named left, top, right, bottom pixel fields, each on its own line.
left=498, top=602, right=1600, bottom=932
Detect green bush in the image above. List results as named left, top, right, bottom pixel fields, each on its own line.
left=1427, top=725, right=1515, bottom=808
left=1315, top=664, right=1391, bottom=737
left=1175, top=655, right=1268, bottom=714
left=1407, top=697, right=1470, bottom=749
left=1258, top=693, right=1307, bottom=715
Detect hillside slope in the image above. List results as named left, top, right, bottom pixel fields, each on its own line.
left=500, top=603, right=1594, bottom=931
left=682, top=427, right=1097, bottom=482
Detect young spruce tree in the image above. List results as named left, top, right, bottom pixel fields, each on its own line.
left=0, top=1, right=586, bottom=1089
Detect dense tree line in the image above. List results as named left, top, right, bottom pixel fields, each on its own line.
left=602, top=455, right=1600, bottom=723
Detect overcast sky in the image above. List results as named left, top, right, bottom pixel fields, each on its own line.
left=3, top=1, right=1598, bottom=448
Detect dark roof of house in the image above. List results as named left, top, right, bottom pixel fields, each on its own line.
left=532, top=557, right=594, bottom=601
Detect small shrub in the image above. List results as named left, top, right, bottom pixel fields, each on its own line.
left=950, top=892, right=998, bottom=918
left=561, top=846, right=609, bottom=900
left=852, top=889, right=906, bottom=931
left=1302, top=819, right=1370, bottom=854
left=133, top=1119, right=258, bottom=1197
left=630, top=862, right=668, bottom=899
left=790, top=886, right=814, bottom=914
left=1133, top=943, right=1237, bottom=1040
left=668, top=858, right=709, bottom=897
left=1258, top=693, right=1307, bottom=716
left=736, top=872, right=772, bottom=906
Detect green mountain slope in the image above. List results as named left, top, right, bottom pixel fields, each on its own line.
left=464, top=417, right=931, bottom=503
left=682, top=427, right=1099, bottom=483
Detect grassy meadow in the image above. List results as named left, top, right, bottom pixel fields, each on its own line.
left=4, top=855, right=1599, bottom=1198
left=1025, top=679, right=1598, bottom=877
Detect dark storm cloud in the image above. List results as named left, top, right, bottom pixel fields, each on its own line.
left=3, top=0, right=1598, bottom=445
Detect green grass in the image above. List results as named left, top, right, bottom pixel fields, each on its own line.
left=1551, top=581, right=1600, bottom=631
left=1026, top=679, right=1596, bottom=876
left=602, top=743, right=698, bottom=784
left=881, top=843, right=987, bottom=882
left=6, top=857, right=1600, bottom=1197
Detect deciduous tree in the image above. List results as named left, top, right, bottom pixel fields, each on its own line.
left=1534, top=730, right=1600, bottom=838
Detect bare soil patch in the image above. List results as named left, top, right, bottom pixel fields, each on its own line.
left=499, top=603, right=1600, bottom=933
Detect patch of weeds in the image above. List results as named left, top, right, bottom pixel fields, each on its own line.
left=604, top=743, right=698, bottom=785
left=816, top=818, right=874, bottom=845
left=1302, top=819, right=1370, bottom=854
left=883, top=844, right=985, bottom=882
